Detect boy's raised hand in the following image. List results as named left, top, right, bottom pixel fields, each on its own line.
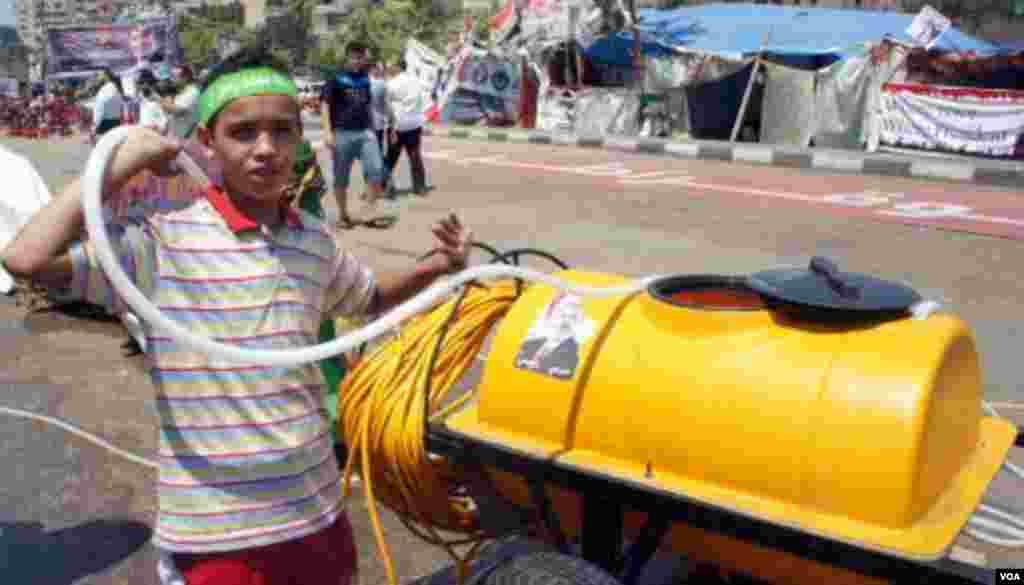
left=429, top=213, right=472, bottom=274
left=104, top=126, right=184, bottom=192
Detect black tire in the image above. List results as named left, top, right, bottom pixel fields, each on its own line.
left=483, top=552, right=622, bottom=585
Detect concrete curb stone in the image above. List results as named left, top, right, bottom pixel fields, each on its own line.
left=436, top=127, right=1024, bottom=188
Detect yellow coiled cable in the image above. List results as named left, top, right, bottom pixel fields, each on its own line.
left=338, top=279, right=521, bottom=585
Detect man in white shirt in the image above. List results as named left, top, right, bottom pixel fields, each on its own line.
left=384, top=59, right=429, bottom=196
left=160, top=64, right=200, bottom=139
left=136, top=69, right=169, bottom=135
left=91, top=68, right=125, bottom=141
left=369, top=63, right=391, bottom=160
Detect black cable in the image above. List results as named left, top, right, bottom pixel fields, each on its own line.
left=419, top=243, right=570, bottom=443
left=493, top=247, right=570, bottom=297
left=422, top=283, right=472, bottom=449
left=492, top=248, right=570, bottom=269
left=417, top=241, right=507, bottom=265
left=414, top=241, right=575, bottom=548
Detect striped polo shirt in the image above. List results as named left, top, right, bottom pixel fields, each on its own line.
left=69, top=185, right=377, bottom=553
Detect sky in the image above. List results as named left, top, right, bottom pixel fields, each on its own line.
left=0, top=0, right=13, bottom=28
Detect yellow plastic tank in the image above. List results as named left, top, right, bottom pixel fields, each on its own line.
left=442, top=270, right=1017, bottom=570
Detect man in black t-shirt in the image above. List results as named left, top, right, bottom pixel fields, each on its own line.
left=320, top=42, right=387, bottom=228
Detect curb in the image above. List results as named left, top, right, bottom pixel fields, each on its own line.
left=433, top=127, right=1024, bottom=189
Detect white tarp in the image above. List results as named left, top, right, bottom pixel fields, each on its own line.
left=815, top=43, right=908, bottom=150
left=644, top=53, right=753, bottom=90
left=0, top=146, right=53, bottom=293
left=813, top=53, right=873, bottom=149
left=536, top=88, right=578, bottom=133
left=536, top=86, right=640, bottom=136
left=577, top=88, right=640, bottom=136
left=760, top=62, right=817, bottom=147
left=874, top=84, right=1024, bottom=158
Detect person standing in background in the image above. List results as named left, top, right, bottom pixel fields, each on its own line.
left=383, top=59, right=429, bottom=196
left=91, top=68, right=125, bottom=143
left=320, top=42, right=388, bottom=228
left=137, top=69, right=169, bottom=135
left=160, top=64, right=200, bottom=139
left=369, top=62, right=391, bottom=162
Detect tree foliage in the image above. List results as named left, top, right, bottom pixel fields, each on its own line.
left=179, top=0, right=476, bottom=75
left=326, top=0, right=456, bottom=65
left=180, top=27, right=218, bottom=67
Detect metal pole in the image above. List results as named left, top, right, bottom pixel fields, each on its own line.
left=731, top=31, right=770, bottom=143
left=630, top=0, right=640, bottom=91
left=730, top=56, right=761, bottom=143
left=569, top=4, right=581, bottom=87
left=565, top=7, right=573, bottom=87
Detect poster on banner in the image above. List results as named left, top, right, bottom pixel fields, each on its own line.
left=876, top=84, right=1024, bottom=159
left=458, top=54, right=520, bottom=99
left=45, top=16, right=183, bottom=79
left=0, top=78, right=18, bottom=97
left=906, top=5, right=951, bottom=49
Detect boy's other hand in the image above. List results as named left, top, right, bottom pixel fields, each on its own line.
left=429, top=213, right=471, bottom=274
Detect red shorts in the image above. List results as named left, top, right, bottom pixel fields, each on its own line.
left=171, top=513, right=358, bottom=585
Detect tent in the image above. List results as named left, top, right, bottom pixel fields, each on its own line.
left=1002, top=40, right=1024, bottom=53
left=584, top=3, right=1000, bottom=67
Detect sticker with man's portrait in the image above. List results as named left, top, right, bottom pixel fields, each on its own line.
left=515, top=293, right=595, bottom=380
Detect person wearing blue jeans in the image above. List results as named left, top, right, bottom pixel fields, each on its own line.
left=320, top=41, right=387, bottom=229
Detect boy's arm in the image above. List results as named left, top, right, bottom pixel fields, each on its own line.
left=326, top=214, right=470, bottom=318
left=320, top=83, right=334, bottom=146
left=371, top=259, right=451, bottom=314
left=2, top=128, right=178, bottom=290
left=320, top=100, right=332, bottom=137
left=1, top=177, right=87, bottom=289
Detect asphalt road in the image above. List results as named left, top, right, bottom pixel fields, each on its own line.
left=1, top=129, right=1023, bottom=584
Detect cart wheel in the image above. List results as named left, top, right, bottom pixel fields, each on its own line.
left=483, top=551, right=622, bottom=585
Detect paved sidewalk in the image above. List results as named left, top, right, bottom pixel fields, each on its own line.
left=433, top=126, right=1024, bottom=188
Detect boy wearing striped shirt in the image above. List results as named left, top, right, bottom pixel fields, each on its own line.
left=1, top=48, right=471, bottom=585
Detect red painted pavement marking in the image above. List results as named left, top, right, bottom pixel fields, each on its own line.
left=425, top=149, right=1024, bottom=240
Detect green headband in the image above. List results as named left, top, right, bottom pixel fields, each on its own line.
left=197, top=66, right=298, bottom=127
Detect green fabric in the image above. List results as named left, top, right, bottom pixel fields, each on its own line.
left=197, top=67, right=298, bottom=127
left=294, top=144, right=347, bottom=443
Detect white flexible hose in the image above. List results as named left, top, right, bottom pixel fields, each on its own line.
left=0, top=406, right=159, bottom=469
left=82, top=126, right=662, bottom=367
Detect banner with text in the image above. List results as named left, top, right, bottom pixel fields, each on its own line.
left=876, top=83, right=1024, bottom=159
left=46, top=16, right=183, bottom=79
